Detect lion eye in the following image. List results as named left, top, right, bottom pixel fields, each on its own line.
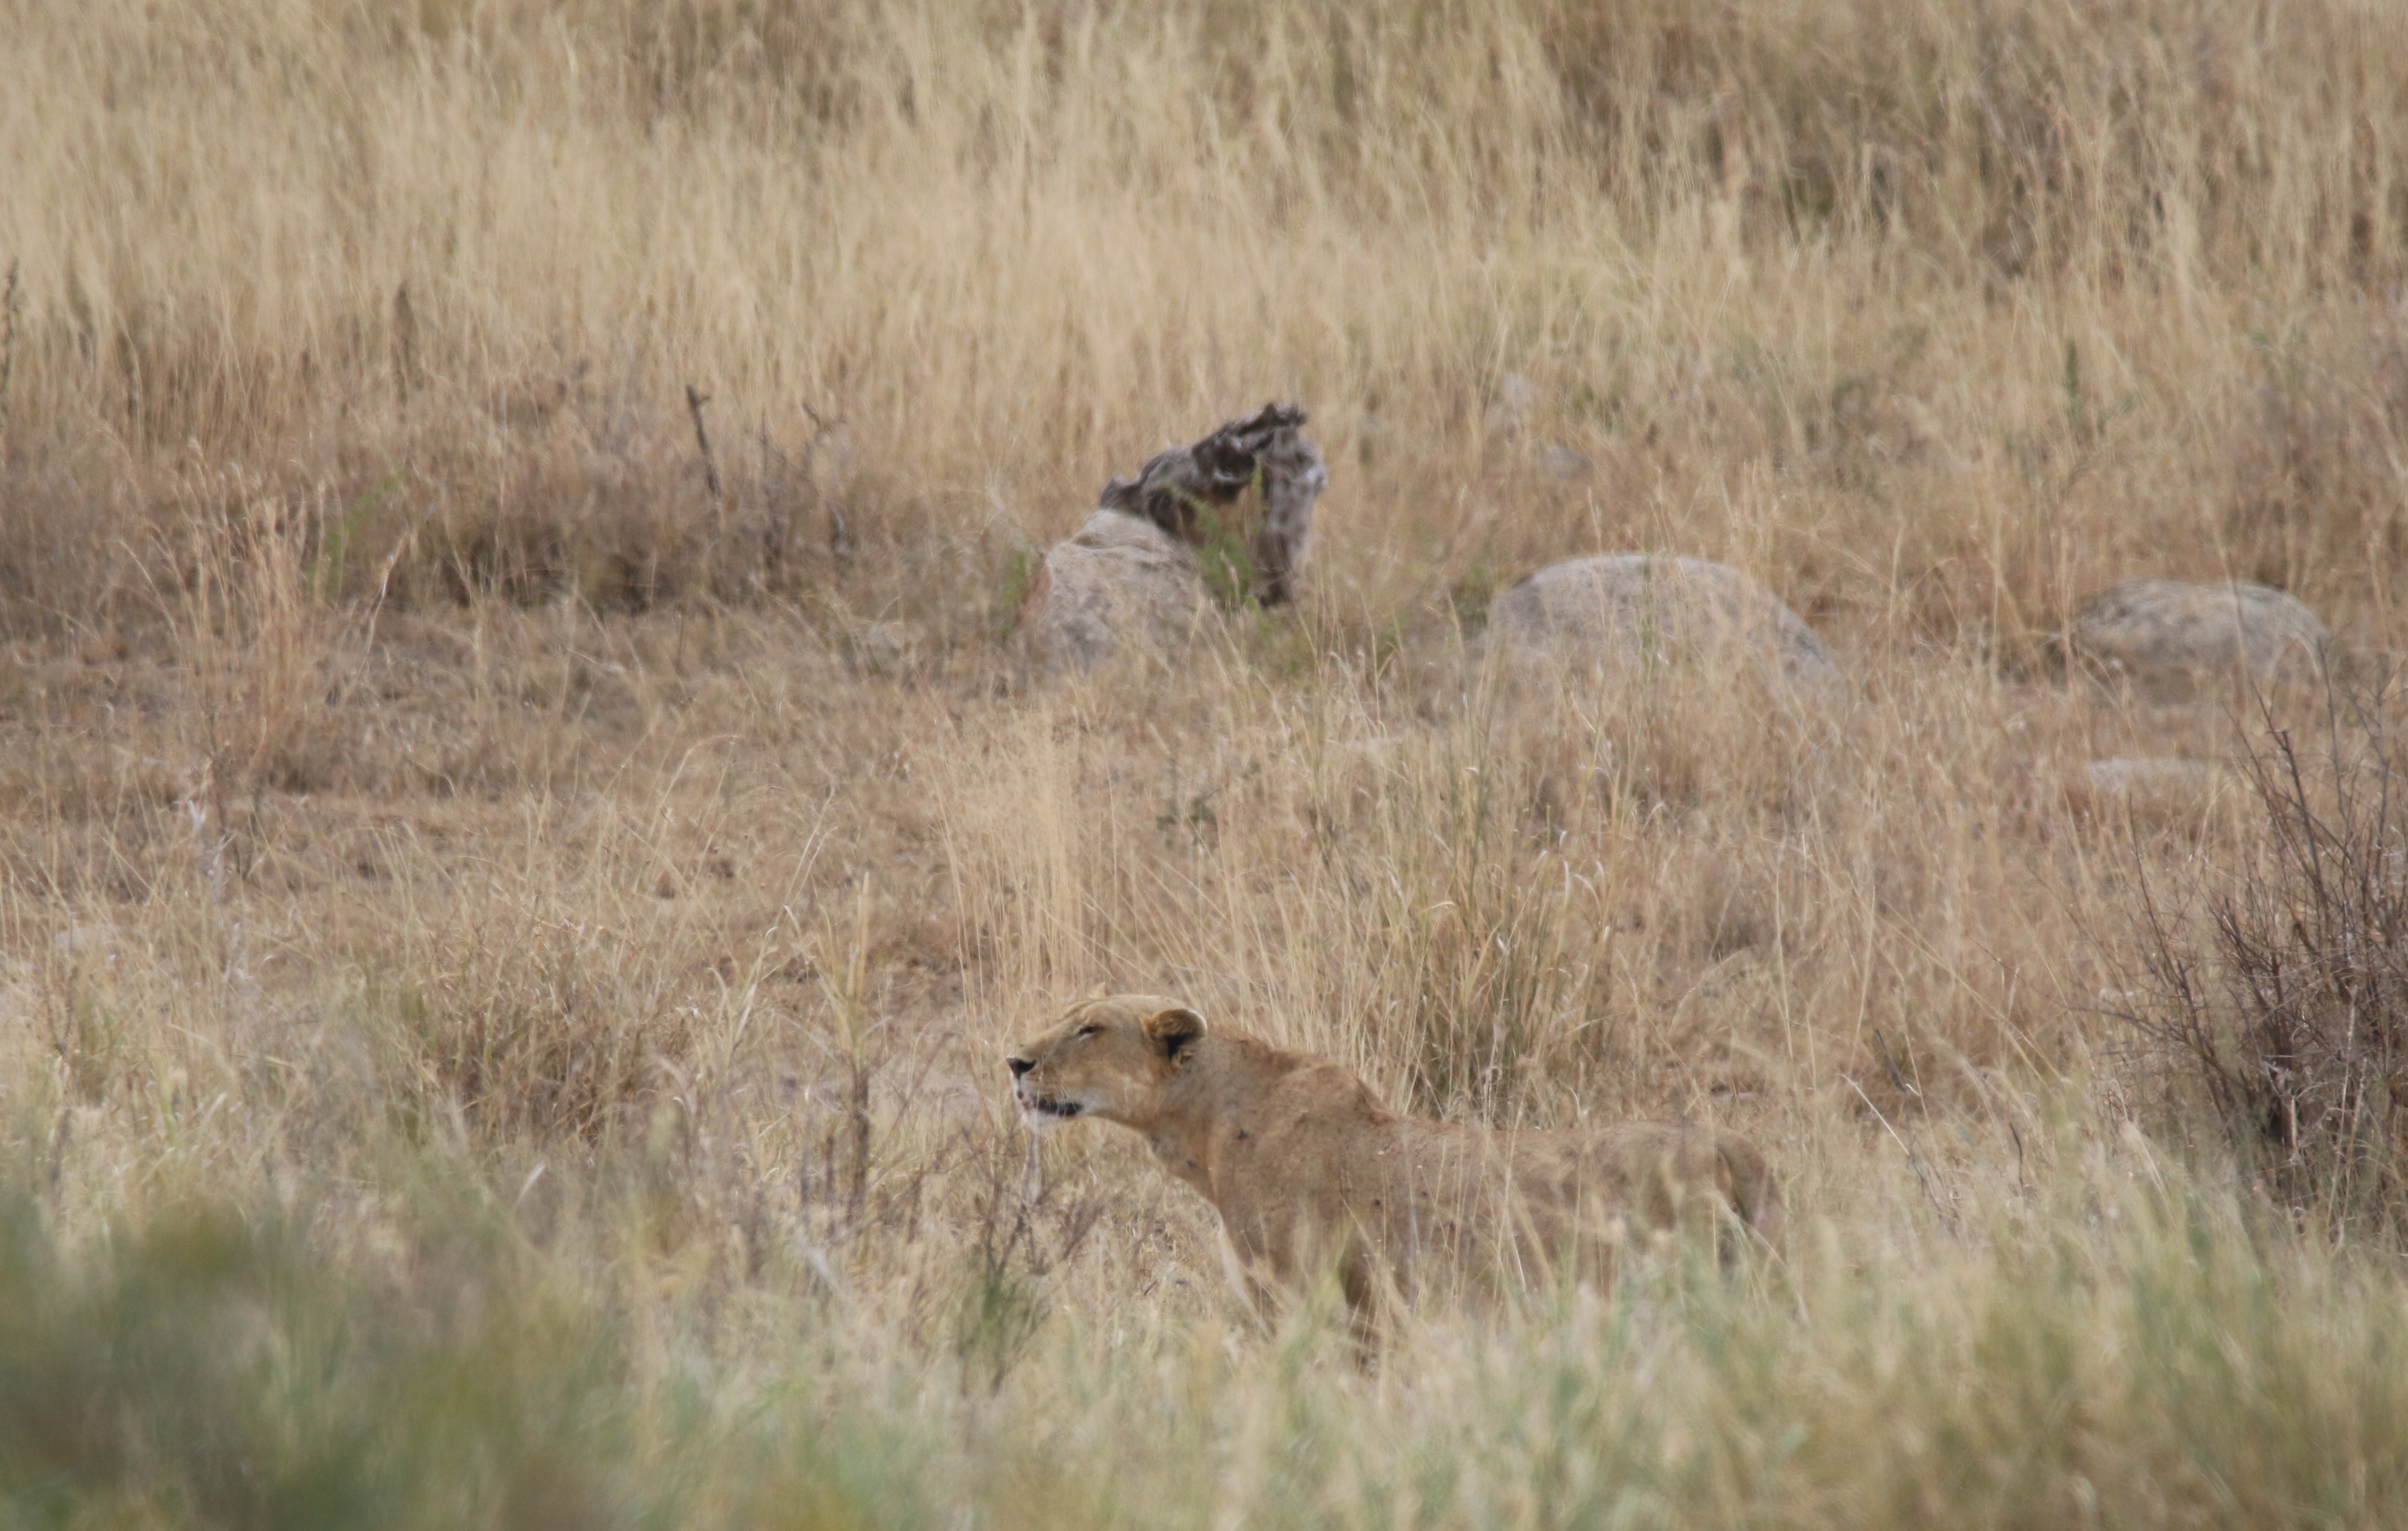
left=1075, top=1023, right=1103, bottom=1039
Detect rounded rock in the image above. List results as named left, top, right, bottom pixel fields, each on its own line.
left=1484, top=554, right=1841, bottom=693
left=1022, top=510, right=1214, bottom=672
left=2070, top=578, right=2329, bottom=693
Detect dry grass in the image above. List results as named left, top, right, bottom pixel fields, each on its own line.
left=2, top=0, right=2408, bottom=1524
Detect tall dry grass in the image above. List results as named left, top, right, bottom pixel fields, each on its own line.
left=4, top=0, right=2406, bottom=638
left=1, top=0, right=2407, bottom=1523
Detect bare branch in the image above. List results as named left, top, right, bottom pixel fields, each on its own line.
left=685, top=384, right=724, bottom=503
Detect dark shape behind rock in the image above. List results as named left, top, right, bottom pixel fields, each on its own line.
left=1025, top=404, right=1328, bottom=671
left=2070, top=578, right=2329, bottom=695
left=1095, top=402, right=1327, bottom=606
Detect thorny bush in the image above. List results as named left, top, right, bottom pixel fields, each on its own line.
left=2121, top=684, right=2408, bottom=1234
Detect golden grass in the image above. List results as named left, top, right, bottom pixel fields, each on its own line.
left=2, top=0, right=2407, bottom=1523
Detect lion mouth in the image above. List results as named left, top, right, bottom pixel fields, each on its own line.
left=1018, top=1093, right=1084, bottom=1121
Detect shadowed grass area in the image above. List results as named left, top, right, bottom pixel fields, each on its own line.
left=0, top=1171, right=927, bottom=1530
left=5, top=1153, right=2408, bottom=1528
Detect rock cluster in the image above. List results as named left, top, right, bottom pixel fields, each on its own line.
left=1013, top=402, right=2344, bottom=832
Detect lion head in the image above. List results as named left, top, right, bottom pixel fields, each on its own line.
left=1005, top=994, right=1205, bottom=1129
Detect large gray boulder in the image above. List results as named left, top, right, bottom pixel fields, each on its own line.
left=1484, top=554, right=1842, bottom=693
left=1022, top=509, right=1214, bottom=671
left=2070, top=578, right=2329, bottom=693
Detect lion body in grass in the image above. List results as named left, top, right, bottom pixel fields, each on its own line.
left=1006, top=995, right=1781, bottom=1320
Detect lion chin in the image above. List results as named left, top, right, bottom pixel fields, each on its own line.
left=1017, top=1094, right=1085, bottom=1127
left=1004, top=992, right=1783, bottom=1334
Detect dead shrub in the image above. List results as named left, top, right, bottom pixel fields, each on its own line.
left=2116, top=685, right=2408, bottom=1233
left=378, top=917, right=692, bottom=1146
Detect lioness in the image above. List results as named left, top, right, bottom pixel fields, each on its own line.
left=1006, top=994, right=1781, bottom=1322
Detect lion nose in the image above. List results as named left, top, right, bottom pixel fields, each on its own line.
left=1006, top=1056, right=1034, bottom=1078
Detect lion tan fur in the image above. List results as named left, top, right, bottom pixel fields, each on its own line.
left=1006, top=995, right=1781, bottom=1319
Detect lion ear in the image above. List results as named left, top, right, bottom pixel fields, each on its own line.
left=1141, top=1006, right=1206, bottom=1060
left=1086, top=983, right=1111, bottom=1000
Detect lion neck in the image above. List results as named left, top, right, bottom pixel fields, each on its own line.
left=1123, top=1030, right=1346, bottom=1199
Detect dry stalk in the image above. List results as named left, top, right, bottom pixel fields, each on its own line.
left=115, top=325, right=140, bottom=438
left=801, top=403, right=853, bottom=570
left=0, top=258, right=19, bottom=454
left=809, top=877, right=882, bottom=1235
left=686, top=383, right=724, bottom=504
left=391, top=281, right=418, bottom=406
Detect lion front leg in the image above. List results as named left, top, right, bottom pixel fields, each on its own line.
left=1216, top=1214, right=1381, bottom=1353
left=1214, top=1223, right=1285, bottom=1331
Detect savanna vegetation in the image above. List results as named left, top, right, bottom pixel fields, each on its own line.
left=4, top=0, right=2408, bottom=1524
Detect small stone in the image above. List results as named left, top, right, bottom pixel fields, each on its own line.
left=1537, top=442, right=1592, bottom=482
left=53, top=925, right=122, bottom=955
left=1489, top=373, right=1542, bottom=435
left=2075, top=757, right=2234, bottom=822
left=851, top=622, right=915, bottom=680
left=2083, top=758, right=2213, bottom=797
